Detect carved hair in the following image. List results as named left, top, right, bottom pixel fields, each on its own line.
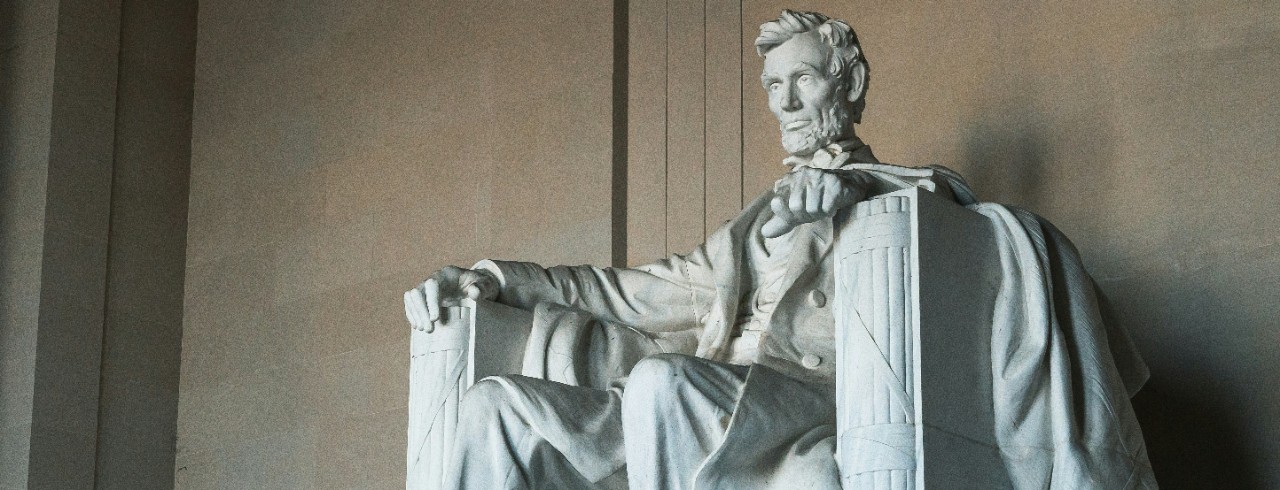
left=755, top=10, right=869, bottom=122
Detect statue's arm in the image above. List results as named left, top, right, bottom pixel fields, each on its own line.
left=405, top=239, right=721, bottom=335
left=471, top=244, right=717, bottom=333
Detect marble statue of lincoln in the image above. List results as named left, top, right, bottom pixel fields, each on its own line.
left=404, top=9, right=1157, bottom=490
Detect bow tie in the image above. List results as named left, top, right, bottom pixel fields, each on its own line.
left=782, top=142, right=857, bottom=171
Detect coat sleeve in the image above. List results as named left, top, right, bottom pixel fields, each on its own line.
left=472, top=243, right=719, bottom=334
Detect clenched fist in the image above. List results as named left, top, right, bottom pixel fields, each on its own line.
left=761, top=166, right=874, bottom=238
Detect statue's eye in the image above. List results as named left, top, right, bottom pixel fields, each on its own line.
left=768, top=82, right=781, bottom=92
left=798, top=74, right=813, bottom=85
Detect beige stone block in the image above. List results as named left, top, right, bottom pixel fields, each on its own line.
left=317, top=409, right=406, bottom=490
left=0, top=0, right=57, bottom=52
left=26, top=423, right=96, bottom=489
left=184, top=163, right=325, bottom=267
left=295, top=277, right=403, bottom=365
left=218, top=426, right=318, bottom=489
left=370, top=197, right=482, bottom=282
left=0, top=421, right=31, bottom=488
left=308, top=349, right=376, bottom=420
left=172, top=448, right=222, bottom=490
left=315, top=414, right=378, bottom=489
left=367, top=408, right=410, bottom=488
left=174, top=377, right=234, bottom=458
left=271, top=213, right=377, bottom=305
left=178, top=360, right=314, bottom=458
left=367, top=338, right=409, bottom=416
left=180, top=248, right=284, bottom=388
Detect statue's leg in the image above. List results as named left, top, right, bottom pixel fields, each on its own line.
left=620, top=353, right=750, bottom=490
left=445, top=375, right=626, bottom=490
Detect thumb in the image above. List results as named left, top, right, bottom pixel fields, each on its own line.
left=464, top=284, right=481, bottom=300
left=761, top=216, right=791, bottom=238
left=762, top=196, right=795, bottom=238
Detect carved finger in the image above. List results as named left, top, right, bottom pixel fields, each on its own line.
left=423, top=279, right=441, bottom=332
left=417, top=287, right=434, bottom=333
left=404, top=290, right=420, bottom=330
left=821, top=180, right=839, bottom=213
left=788, top=184, right=807, bottom=221
left=805, top=183, right=823, bottom=215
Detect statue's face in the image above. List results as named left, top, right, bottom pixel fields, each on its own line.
left=761, top=31, right=854, bottom=156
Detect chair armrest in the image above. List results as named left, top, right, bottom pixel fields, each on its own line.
left=406, top=299, right=534, bottom=489
left=833, top=188, right=1006, bottom=489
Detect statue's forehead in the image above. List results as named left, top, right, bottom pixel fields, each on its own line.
left=761, top=31, right=827, bottom=77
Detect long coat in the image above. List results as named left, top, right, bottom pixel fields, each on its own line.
left=477, top=162, right=1157, bottom=489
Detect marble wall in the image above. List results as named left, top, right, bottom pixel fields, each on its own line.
left=177, top=1, right=617, bottom=487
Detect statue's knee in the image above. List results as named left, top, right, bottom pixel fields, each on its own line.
left=624, top=354, right=695, bottom=408
left=458, top=376, right=515, bottom=421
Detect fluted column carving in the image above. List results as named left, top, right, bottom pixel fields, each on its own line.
left=835, top=195, right=917, bottom=490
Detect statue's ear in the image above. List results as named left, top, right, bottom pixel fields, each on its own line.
left=846, top=61, right=868, bottom=104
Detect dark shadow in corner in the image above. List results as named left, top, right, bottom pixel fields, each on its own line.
left=1096, top=292, right=1265, bottom=489
left=1129, top=378, right=1265, bottom=489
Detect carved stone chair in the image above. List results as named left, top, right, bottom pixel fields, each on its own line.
left=407, top=187, right=1008, bottom=489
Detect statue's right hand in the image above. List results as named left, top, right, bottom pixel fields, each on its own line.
left=404, top=266, right=500, bottom=332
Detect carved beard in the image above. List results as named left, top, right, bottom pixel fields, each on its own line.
left=780, top=102, right=851, bottom=156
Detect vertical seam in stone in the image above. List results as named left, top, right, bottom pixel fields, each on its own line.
left=612, top=0, right=630, bottom=267
left=92, top=2, right=128, bottom=485
left=663, top=0, right=670, bottom=256
left=701, top=0, right=708, bottom=241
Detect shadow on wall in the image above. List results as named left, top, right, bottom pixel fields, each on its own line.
left=958, top=98, right=1051, bottom=211
left=958, top=94, right=1270, bottom=488
left=1097, top=292, right=1266, bottom=489
left=1131, top=378, right=1265, bottom=488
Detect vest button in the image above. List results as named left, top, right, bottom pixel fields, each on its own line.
left=801, top=353, right=822, bottom=369
left=807, top=290, right=827, bottom=308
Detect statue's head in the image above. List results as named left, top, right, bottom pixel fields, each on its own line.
left=756, top=10, right=868, bottom=156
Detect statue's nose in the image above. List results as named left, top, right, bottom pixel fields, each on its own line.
left=780, top=87, right=801, bottom=111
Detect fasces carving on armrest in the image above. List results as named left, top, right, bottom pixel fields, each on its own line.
left=407, top=306, right=469, bottom=490
left=832, top=188, right=1009, bottom=489
left=834, top=193, right=917, bottom=488
left=406, top=300, right=534, bottom=490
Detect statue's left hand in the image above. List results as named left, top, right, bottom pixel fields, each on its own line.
left=761, top=167, right=874, bottom=238
left=404, top=266, right=500, bottom=333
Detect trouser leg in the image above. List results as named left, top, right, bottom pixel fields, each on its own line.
left=620, top=353, right=750, bottom=490
left=445, top=375, right=626, bottom=490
